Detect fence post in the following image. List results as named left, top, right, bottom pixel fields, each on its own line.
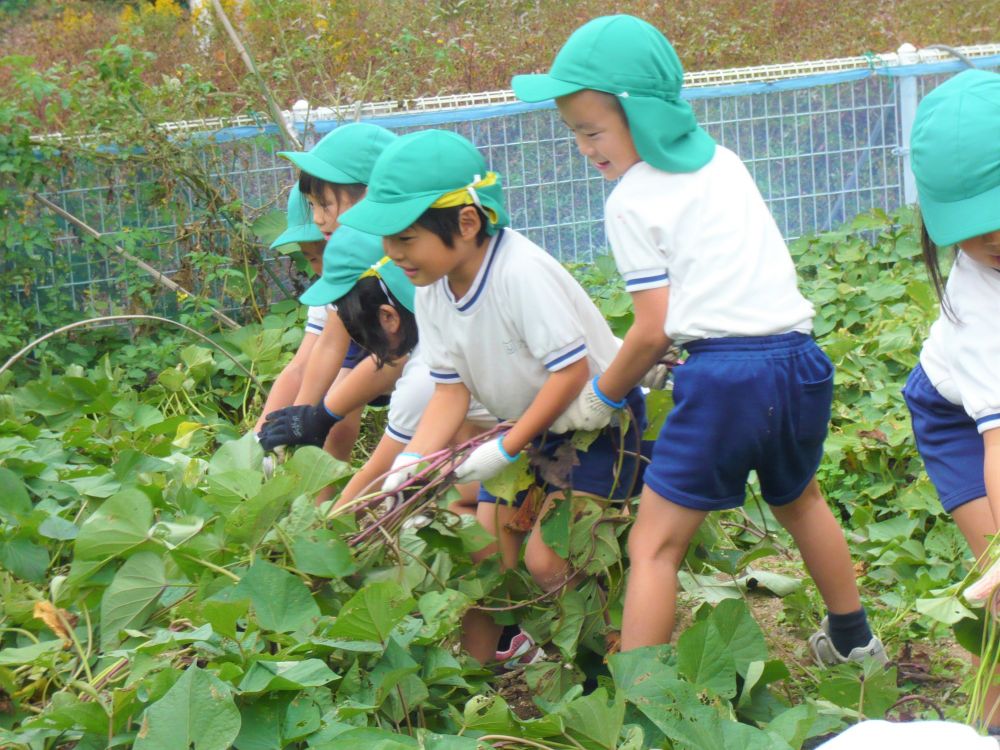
left=896, top=43, right=920, bottom=205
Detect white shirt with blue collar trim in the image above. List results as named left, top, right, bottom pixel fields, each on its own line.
left=415, top=229, right=621, bottom=422
left=921, top=250, right=1000, bottom=434
left=604, top=146, right=814, bottom=345
left=385, top=346, right=496, bottom=444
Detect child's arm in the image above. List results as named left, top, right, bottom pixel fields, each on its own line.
left=324, top=355, right=405, bottom=416
left=254, top=332, right=319, bottom=432
left=501, top=358, right=589, bottom=455
left=381, top=383, right=470, bottom=492
left=405, top=383, right=471, bottom=456
left=597, top=287, right=672, bottom=402
left=455, top=358, right=589, bottom=482
left=334, top=433, right=409, bottom=510
left=258, top=354, right=406, bottom=450
left=293, top=313, right=351, bottom=405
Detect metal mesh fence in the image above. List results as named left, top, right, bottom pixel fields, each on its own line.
left=14, top=49, right=1000, bottom=321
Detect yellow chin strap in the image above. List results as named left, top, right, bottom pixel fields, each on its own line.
left=358, top=255, right=391, bottom=280
left=430, top=171, right=499, bottom=224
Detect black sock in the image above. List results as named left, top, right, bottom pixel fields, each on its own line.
left=496, top=623, right=521, bottom=652
left=827, top=608, right=873, bottom=656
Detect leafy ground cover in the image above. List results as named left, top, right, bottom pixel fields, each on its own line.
left=0, top=206, right=989, bottom=749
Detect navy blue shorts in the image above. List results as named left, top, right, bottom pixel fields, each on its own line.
left=342, top=340, right=367, bottom=370
left=478, top=388, right=650, bottom=508
left=644, top=332, right=833, bottom=511
left=903, top=363, right=986, bottom=512
left=341, top=341, right=391, bottom=407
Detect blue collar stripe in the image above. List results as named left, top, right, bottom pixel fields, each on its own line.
left=457, top=229, right=505, bottom=313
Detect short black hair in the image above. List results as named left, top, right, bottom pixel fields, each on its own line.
left=415, top=205, right=491, bottom=248
left=297, top=172, right=366, bottom=206
left=334, top=277, right=417, bottom=367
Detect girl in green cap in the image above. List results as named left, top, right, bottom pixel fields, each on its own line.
left=901, top=68, right=1000, bottom=732
left=339, top=128, right=649, bottom=666
left=513, top=14, right=884, bottom=666
left=273, top=123, right=398, bottom=472
left=252, top=187, right=328, bottom=440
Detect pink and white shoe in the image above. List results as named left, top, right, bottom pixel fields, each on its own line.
left=494, top=628, right=544, bottom=670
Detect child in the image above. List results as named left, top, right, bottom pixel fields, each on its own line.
left=275, top=122, right=397, bottom=463
left=338, top=129, right=648, bottom=664
left=512, top=14, right=886, bottom=664
left=257, top=224, right=495, bottom=509
left=901, top=69, right=1000, bottom=729
left=252, top=187, right=328, bottom=435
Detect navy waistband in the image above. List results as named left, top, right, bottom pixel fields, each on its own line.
left=683, top=331, right=812, bottom=354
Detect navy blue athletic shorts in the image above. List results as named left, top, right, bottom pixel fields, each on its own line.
left=644, top=332, right=833, bottom=511
left=478, top=388, right=650, bottom=508
left=903, top=363, right=986, bottom=512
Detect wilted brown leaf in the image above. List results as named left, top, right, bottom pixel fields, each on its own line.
left=32, top=601, right=77, bottom=647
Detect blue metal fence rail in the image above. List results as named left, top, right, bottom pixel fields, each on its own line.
left=15, top=46, right=1000, bottom=321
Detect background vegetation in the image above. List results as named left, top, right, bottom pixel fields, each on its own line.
left=2, top=0, right=999, bottom=128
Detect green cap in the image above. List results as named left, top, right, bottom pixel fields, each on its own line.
left=338, top=129, right=510, bottom=236
left=279, top=123, right=396, bottom=185
left=911, top=69, right=1000, bottom=246
left=299, top=225, right=416, bottom=311
left=511, top=14, right=715, bottom=173
left=269, top=187, right=326, bottom=250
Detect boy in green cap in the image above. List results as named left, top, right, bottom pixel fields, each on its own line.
left=512, top=14, right=885, bottom=665
left=339, top=128, right=648, bottom=665
left=258, top=224, right=497, bottom=513
left=901, top=68, right=1000, bottom=731
left=271, top=122, right=397, bottom=463
left=252, top=187, right=327, bottom=437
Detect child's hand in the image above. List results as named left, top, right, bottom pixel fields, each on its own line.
left=259, top=403, right=341, bottom=450
left=550, top=378, right=617, bottom=433
left=454, top=437, right=518, bottom=482
left=382, top=452, right=424, bottom=493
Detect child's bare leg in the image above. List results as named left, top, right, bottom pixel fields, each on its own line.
left=448, top=420, right=487, bottom=516
left=620, top=486, right=707, bottom=650
left=462, top=501, right=523, bottom=663
left=769, top=478, right=862, bottom=614
left=952, top=497, right=1000, bottom=728
left=523, top=491, right=608, bottom=592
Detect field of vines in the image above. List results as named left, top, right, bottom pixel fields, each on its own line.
left=3, top=1, right=997, bottom=747
left=0, top=203, right=991, bottom=749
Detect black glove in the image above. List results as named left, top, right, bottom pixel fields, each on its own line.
left=258, top=403, right=341, bottom=451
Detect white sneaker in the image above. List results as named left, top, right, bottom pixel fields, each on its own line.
left=808, top=617, right=888, bottom=667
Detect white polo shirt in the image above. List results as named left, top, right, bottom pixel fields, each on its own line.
left=604, top=146, right=814, bottom=345
left=416, top=229, right=621, bottom=421
left=385, top=347, right=497, bottom=444
left=920, top=251, right=1000, bottom=433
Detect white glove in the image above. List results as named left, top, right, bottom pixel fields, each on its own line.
left=382, top=452, right=423, bottom=494
left=639, top=362, right=671, bottom=390
left=253, top=432, right=279, bottom=479
left=550, top=377, right=618, bottom=434
left=454, top=438, right=518, bottom=483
